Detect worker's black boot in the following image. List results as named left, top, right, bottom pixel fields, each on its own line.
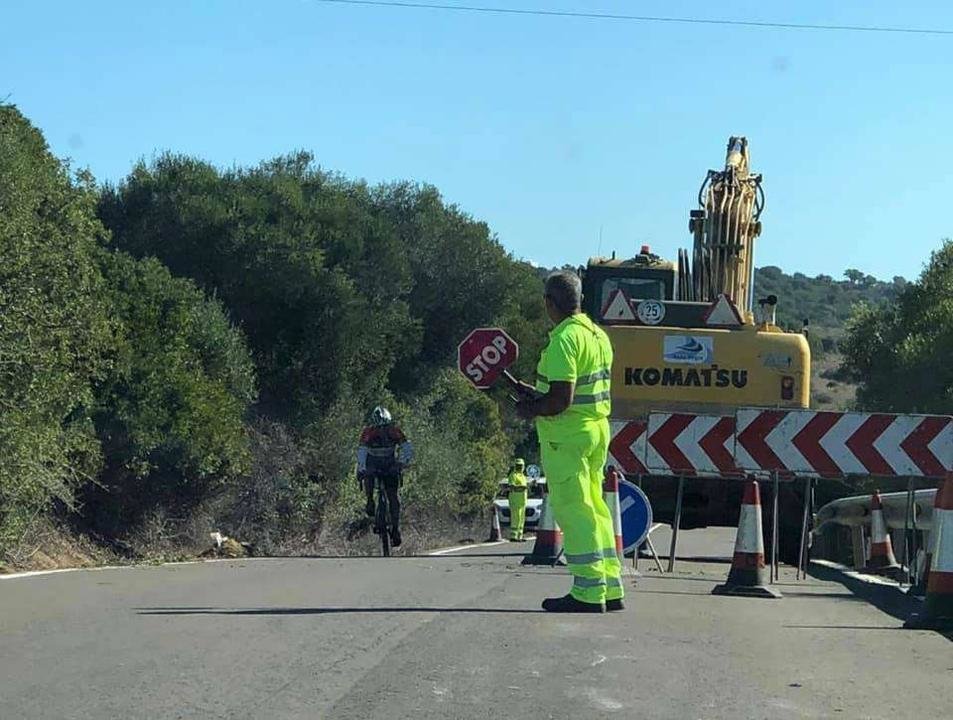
left=390, top=528, right=402, bottom=548
left=541, top=594, right=606, bottom=614
left=606, top=599, right=626, bottom=612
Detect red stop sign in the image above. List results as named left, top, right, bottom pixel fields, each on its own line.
left=457, top=328, right=519, bottom=389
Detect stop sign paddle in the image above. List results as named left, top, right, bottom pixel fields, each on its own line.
left=457, top=328, right=519, bottom=389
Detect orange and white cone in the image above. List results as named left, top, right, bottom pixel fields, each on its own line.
left=712, top=480, right=781, bottom=599
left=905, top=476, right=953, bottom=630
left=603, top=466, right=624, bottom=561
left=487, top=504, right=502, bottom=542
left=522, top=494, right=565, bottom=566
left=865, top=490, right=902, bottom=578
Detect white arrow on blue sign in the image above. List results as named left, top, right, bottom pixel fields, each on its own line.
left=619, top=479, right=653, bottom=554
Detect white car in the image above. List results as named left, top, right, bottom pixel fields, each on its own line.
left=493, top=478, right=546, bottom=528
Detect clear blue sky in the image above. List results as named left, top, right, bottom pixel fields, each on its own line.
left=4, top=1, right=952, bottom=280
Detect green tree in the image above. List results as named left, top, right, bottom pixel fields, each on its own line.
left=0, top=105, right=112, bottom=550
left=82, top=249, right=257, bottom=533
left=841, top=240, right=953, bottom=413
left=98, top=153, right=418, bottom=421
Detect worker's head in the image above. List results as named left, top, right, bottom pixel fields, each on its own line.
left=370, top=406, right=393, bottom=426
left=544, top=271, right=582, bottom=323
left=513, top=458, right=525, bottom=469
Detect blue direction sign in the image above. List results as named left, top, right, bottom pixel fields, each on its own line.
left=619, top=479, right=653, bottom=554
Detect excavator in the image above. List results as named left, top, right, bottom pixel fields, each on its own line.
left=579, top=137, right=811, bottom=559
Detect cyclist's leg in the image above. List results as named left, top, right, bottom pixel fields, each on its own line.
left=364, top=473, right=376, bottom=516
left=384, top=473, right=401, bottom=530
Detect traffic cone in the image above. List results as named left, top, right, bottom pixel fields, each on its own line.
left=603, top=466, right=624, bottom=561
left=712, top=480, right=782, bottom=599
left=905, top=476, right=953, bottom=630
left=865, top=490, right=902, bottom=578
left=522, top=494, right=565, bottom=566
left=487, top=504, right=502, bottom=542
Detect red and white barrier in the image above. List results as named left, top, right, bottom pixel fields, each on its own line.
left=735, top=410, right=952, bottom=478
left=607, top=410, right=952, bottom=479
left=645, top=413, right=740, bottom=477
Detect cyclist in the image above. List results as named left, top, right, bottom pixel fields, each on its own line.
left=357, top=406, right=413, bottom=548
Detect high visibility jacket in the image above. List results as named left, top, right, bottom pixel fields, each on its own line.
left=534, top=313, right=613, bottom=441
left=507, top=471, right=528, bottom=491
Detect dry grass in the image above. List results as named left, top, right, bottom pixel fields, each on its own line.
left=811, top=353, right=857, bottom=411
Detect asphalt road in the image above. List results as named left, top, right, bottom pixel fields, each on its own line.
left=2, top=532, right=951, bottom=720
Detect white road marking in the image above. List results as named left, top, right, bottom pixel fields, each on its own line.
left=428, top=540, right=508, bottom=556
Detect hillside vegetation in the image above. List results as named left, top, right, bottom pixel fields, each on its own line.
left=1, top=103, right=948, bottom=568
left=0, top=105, right=549, bottom=566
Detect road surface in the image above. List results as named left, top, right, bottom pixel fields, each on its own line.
left=1, top=531, right=950, bottom=719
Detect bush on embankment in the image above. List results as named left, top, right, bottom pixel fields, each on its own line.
left=1, top=105, right=547, bottom=568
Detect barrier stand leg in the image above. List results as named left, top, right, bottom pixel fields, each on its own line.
left=647, top=537, right=665, bottom=573
left=797, top=478, right=811, bottom=581
left=851, top=525, right=866, bottom=569
left=910, top=485, right=919, bottom=587
left=771, top=473, right=780, bottom=583
left=667, top=477, right=685, bottom=574
left=901, top=478, right=914, bottom=586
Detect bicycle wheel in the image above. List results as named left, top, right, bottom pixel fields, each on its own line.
left=377, top=489, right=390, bottom=557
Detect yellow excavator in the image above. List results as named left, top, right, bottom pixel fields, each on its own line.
left=579, top=137, right=811, bottom=555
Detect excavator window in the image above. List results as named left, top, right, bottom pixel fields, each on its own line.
left=600, top=277, right=666, bottom=308
left=582, top=266, right=676, bottom=319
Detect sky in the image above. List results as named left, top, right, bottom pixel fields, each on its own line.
left=3, top=0, right=952, bottom=280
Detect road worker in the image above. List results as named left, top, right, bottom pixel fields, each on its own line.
left=513, top=271, right=623, bottom=613
left=507, top=458, right=529, bottom=541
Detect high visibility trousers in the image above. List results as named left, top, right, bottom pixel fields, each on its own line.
left=540, top=420, right=622, bottom=604
left=509, top=490, right=527, bottom=540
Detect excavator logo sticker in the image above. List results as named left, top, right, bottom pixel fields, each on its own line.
left=663, top=335, right=714, bottom=364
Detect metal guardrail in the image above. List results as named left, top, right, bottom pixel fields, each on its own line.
left=812, top=489, right=936, bottom=585
left=814, top=489, right=936, bottom=532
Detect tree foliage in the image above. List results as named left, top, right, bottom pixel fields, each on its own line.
left=84, top=249, right=257, bottom=533
left=841, top=241, right=953, bottom=413
left=0, top=106, right=258, bottom=557
left=0, top=105, right=112, bottom=548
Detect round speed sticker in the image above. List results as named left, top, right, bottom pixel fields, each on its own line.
left=636, top=299, right=666, bottom=326
left=526, top=464, right=541, bottom=479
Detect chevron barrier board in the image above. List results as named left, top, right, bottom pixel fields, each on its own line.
left=608, top=410, right=952, bottom=479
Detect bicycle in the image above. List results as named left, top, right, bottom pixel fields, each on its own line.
left=373, top=473, right=393, bottom=557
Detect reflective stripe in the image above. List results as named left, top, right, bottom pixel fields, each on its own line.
left=575, top=368, right=611, bottom=385
left=572, top=391, right=612, bottom=405
left=566, top=548, right=618, bottom=564
left=572, top=576, right=607, bottom=589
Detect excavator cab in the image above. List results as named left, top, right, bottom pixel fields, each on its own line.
left=581, top=245, right=676, bottom=320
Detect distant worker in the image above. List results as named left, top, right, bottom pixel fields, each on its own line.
left=507, top=459, right=529, bottom=541
left=357, top=406, right=413, bottom=548
left=513, top=271, right=623, bottom=613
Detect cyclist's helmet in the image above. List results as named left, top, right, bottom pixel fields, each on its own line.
left=370, top=406, right=393, bottom=427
